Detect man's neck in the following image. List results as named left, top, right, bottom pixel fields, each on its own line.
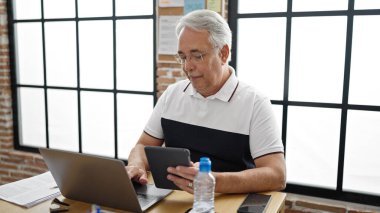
left=199, top=66, right=232, bottom=98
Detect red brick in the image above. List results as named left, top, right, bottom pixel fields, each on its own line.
left=295, top=200, right=346, bottom=213
left=23, top=166, right=48, bottom=174
left=1, top=176, right=20, bottom=184
left=11, top=151, right=37, bottom=160
left=2, top=156, right=25, bottom=164
left=284, top=209, right=305, bottom=213
left=347, top=210, right=377, bottom=213
left=0, top=169, right=8, bottom=175
left=157, top=84, right=168, bottom=92
left=9, top=171, right=34, bottom=179
left=285, top=199, right=294, bottom=207
left=157, top=62, right=181, bottom=68
left=157, top=77, right=176, bottom=84
left=0, top=162, right=18, bottom=170
left=172, top=70, right=185, bottom=77
left=0, top=65, right=9, bottom=69
left=0, top=131, right=13, bottom=137
left=1, top=177, right=21, bottom=184
left=157, top=70, right=168, bottom=76
left=0, top=138, right=13, bottom=144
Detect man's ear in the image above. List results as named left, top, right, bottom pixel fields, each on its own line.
left=220, top=44, right=230, bottom=64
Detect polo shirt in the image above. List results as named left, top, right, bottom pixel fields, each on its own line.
left=144, top=66, right=283, bottom=172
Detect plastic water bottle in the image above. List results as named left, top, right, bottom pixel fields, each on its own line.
left=191, top=157, right=215, bottom=213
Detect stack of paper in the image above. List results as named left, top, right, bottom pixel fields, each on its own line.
left=0, top=171, right=61, bottom=208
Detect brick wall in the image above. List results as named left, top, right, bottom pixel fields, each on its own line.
left=0, top=0, right=379, bottom=212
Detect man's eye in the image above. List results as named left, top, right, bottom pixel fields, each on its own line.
left=193, top=54, right=203, bottom=60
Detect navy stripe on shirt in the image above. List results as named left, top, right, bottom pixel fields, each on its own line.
left=161, top=118, right=254, bottom=172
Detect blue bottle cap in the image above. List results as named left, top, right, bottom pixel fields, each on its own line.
left=199, top=157, right=211, bottom=172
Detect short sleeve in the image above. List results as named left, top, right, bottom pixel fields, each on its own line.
left=249, top=97, right=284, bottom=159
left=143, top=91, right=168, bottom=139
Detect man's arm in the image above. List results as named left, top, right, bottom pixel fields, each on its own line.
left=127, top=132, right=164, bottom=184
left=167, top=152, right=286, bottom=194
left=214, top=152, right=286, bottom=193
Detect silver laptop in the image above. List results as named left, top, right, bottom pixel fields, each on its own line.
left=39, top=148, right=172, bottom=213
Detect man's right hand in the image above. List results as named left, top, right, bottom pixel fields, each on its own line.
left=126, top=165, right=148, bottom=185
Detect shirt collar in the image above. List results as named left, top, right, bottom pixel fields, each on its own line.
left=183, top=66, right=239, bottom=102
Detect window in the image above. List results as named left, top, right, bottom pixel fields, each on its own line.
left=9, top=0, right=156, bottom=160
left=229, top=0, right=380, bottom=206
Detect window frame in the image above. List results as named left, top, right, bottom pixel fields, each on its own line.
left=228, top=0, right=380, bottom=206
left=7, top=0, right=157, bottom=161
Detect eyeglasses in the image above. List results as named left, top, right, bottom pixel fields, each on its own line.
left=175, top=48, right=217, bottom=65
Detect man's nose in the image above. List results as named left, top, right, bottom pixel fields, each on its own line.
left=184, top=59, right=195, bottom=71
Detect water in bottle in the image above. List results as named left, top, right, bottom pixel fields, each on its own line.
left=191, top=157, right=215, bottom=213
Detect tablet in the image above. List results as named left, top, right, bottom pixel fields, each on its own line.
left=145, top=146, right=191, bottom=190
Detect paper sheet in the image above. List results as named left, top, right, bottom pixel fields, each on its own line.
left=207, top=0, right=222, bottom=13
left=184, top=0, right=205, bottom=14
left=158, top=16, right=182, bottom=55
left=0, top=172, right=61, bottom=208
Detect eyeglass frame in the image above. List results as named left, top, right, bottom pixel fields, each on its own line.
left=175, top=47, right=219, bottom=65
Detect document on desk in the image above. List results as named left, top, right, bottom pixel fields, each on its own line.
left=0, top=171, right=61, bottom=208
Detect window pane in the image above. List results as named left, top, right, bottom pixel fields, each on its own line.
left=355, top=0, right=380, bottom=9
left=116, top=0, right=153, bottom=16
left=117, top=94, right=153, bottom=159
left=43, top=0, right=75, bottom=19
left=47, top=89, right=79, bottom=151
left=237, top=18, right=286, bottom=101
left=18, top=88, right=46, bottom=147
left=78, top=0, right=112, bottom=18
left=289, top=16, right=346, bottom=103
left=344, top=110, right=380, bottom=195
left=286, top=106, right=341, bottom=189
left=81, top=91, right=114, bottom=157
left=349, top=16, right=380, bottom=106
left=272, top=104, right=283, bottom=136
left=15, top=23, right=44, bottom=85
left=45, top=22, right=77, bottom=87
left=238, top=0, right=287, bottom=13
left=293, top=0, right=348, bottom=12
left=116, top=19, right=153, bottom=92
left=13, top=0, right=41, bottom=20
left=79, top=21, right=113, bottom=89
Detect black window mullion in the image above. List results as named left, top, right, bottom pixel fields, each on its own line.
left=75, top=0, right=82, bottom=153
left=282, top=0, right=293, bottom=152
left=153, top=0, right=158, bottom=106
left=112, top=0, right=118, bottom=159
left=337, top=0, right=355, bottom=192
left=227, top=0, right=238, bottom=73
left=40, top=0, right=50, bottom=149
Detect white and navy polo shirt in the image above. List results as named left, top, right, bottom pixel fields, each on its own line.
left=144, top=66, right=283, bottom=172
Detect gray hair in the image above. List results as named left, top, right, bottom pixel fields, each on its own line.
left=176, top=9, right=232, bottom=49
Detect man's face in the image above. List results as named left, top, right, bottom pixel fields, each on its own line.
left=177, top=27, right=226, bottom=97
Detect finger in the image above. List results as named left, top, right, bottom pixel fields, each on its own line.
left=126, top=166, right=148, bottom=184
left=168, top=166, right=198, bottom=181
left=138, top=169, right=148, bottom=184
left=167, top=174, right=194, bottom=194
left=193, top=162, right=200, bottom=168
left=126, top=166, right=139, bottom=179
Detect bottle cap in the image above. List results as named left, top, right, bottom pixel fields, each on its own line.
left=199, top=157, right=211, bottom=172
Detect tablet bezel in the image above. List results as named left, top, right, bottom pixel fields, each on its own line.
left=145, top=146, right=191, bottom=190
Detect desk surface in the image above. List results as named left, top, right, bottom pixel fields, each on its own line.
left=0, top=190, right=286, bottom=213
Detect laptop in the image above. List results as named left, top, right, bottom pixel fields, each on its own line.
left=39, top=148, right=172, bottom=213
